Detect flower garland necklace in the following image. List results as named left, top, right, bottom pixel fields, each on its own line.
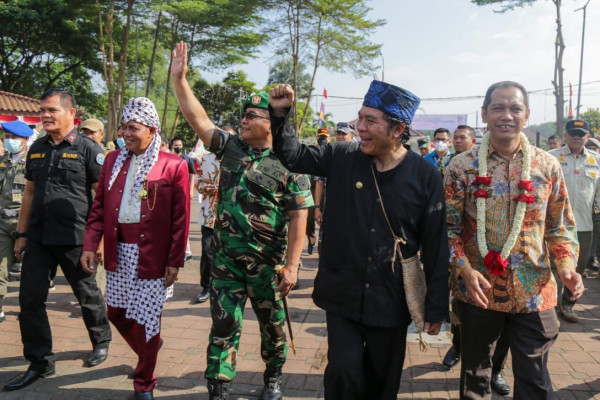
left=474, top=132, right=534, bottom=276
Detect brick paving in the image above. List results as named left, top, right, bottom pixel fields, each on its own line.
left=1, top=202, right=600, bottom=399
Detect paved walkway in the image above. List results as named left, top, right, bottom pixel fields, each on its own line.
left=1, top=203, right=600, bottom=399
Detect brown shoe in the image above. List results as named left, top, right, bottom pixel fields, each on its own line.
left=561, top=307, right=578, bottom=323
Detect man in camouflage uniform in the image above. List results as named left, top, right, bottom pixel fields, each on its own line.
left=0, top=121, right=32, bottom=323
left=171, top=41, right=312, bottom=400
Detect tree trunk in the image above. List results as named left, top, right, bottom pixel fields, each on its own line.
left=145, top=10, right=162, bottom=98
left=299, top=16, right=322, bottom=136
left=96, top=0, right=117, bottom=141
left=552, top=0, right=565, bottom=135
left=161, top=18, right=179, bottom=135
left=115, top=0, right=136, bottom=124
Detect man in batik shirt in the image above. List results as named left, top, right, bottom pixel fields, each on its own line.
left=445, top=81, right=583, bottom=400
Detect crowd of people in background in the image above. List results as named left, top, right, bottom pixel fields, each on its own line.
left=0, top=41, right=597, bottom=400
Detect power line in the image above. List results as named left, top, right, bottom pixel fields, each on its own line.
left=310, top=80, right=600, bottom=103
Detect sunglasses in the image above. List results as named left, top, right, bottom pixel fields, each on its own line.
left=567, top=130, right=587, bottom=138
left=243, top=112, right=270, bottom=121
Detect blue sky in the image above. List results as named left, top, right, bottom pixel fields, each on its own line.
left=199, top=0, right=600, bottom=128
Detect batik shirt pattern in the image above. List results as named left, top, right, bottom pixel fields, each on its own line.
left=445, top=145, right=578, bottom=313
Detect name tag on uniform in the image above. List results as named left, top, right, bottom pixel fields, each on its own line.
left=62, top=153, right=79, bottom=159
left=12, top=189, right=22, bottom=203
left=30, top=153, right=45, bottom=159
left=0, top=163, right=6, bottom=168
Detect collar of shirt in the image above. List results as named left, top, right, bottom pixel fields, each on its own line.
left=561, top=145, right=589, bottom=158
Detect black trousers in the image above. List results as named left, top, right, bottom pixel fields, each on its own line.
left=460, top=302, right=558, bottom=400
left=200, top=226, right=215, bottom=289
left=324, top=312, right=409, bottom=400
left=451, top=298, right=509, bottom=374
left=18, top=241, right=111, bottom=372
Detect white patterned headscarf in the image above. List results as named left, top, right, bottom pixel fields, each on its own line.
left=108, top=97, right=162, bottom=196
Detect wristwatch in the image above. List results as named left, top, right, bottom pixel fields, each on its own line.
left=12, top=231, right=26, bottom=239
left=314, top=205, right=321, bottom=210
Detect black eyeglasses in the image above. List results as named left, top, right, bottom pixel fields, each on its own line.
left=243, top=112, right=270, bottom=121
left=567, top=130, right=587, bottom=138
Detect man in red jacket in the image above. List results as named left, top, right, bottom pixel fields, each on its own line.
left=81, top=97, right=190, bottom=400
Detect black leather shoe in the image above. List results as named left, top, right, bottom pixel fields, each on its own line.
left=259, top=368, right=283, bottom=400
left=87, top=343, right=109, bottom=367
left=442, top=345, right=460, bottom=369
left=135, top=391, right=154, bottom=400
left=491, top=372, right=511, bottom=396
left=4, top=368, right=55, bottom=391
left=194, top=288, right=210, bottom=304
left=307, top=244, right=314, bottom=255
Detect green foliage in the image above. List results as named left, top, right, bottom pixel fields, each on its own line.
left=580, top=108, right=600, bottom=137
left=0, top=0, right=103, bottom=111
left=267, top=58, right=312, bottom=98
left=174, top=70, right=258, bottom=147
left=471, top=0, right=537, bottom=12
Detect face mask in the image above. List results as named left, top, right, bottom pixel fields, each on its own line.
left=434, top=141, right=449, bottom=152
left=4, top=138, right=23, bottom=154
left=173, top=147, right=183, bottom=154
left=115, top=138, right=126, bottom=149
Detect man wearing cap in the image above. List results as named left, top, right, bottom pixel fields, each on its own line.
left=447, top=81, right=582, bottom=399
left=171, top=42, right=313, bottom=400
left=417, top=136, right=433, bottom=156
left=549, top=119, right=600, bottom=322
left=0, top=121, right=33, bottom=324
left=4, top=89, right=112, bottom=392
left=80, top=118, right=106, bottom=152
left=268, top=81, right=449, bottom=400
left=335, top=122, right=356, bottom=143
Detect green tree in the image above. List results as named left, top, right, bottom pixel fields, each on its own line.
left=270, top=0, right=384, bottom=135
left=0, top=0, right=103, bottom=111
left=174, top=70, right=258, bottom=146
left=158, top=0, right=269, bottom=138
left=267, top=58, right=312, bottom=98
left=472, top=0, right=565, bottom=135
left=580, top=108, right=600, bottom=136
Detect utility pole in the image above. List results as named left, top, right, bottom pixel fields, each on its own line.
left=575, top=0, right=591, bottom=119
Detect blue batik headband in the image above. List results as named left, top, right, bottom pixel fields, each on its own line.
left=362, top=80, right=420, bottom=125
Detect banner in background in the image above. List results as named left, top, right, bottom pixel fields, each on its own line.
left=411, top=114, right=468, bottom=131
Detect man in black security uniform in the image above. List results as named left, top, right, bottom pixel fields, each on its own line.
left=3, top=89, right=112, bottom=392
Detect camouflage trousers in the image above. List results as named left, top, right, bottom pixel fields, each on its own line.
left=205, top=252, right=288, bottom=381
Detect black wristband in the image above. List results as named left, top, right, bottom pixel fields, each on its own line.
left=13, top=231, right=26, bottom=239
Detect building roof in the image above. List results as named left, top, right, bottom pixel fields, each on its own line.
left=0, top=90, right=41, bottom=116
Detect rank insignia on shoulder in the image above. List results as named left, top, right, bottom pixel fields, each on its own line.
left=65, top=133, right=77, bottom=143
left=96, top=153, right=105, bottom=166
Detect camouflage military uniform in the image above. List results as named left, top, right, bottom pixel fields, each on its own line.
left=0, top=152, right=27, bottom=300
left=205, top=127, right=313, bottom=381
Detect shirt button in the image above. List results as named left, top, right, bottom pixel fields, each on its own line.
left=140, top=234, right=145, bottom=238
left=365, top=283, right=370, bottom=289
left=115, top=207, right=119, bottom=211
left=367, top=257, right=372, bottom=262
left=113, top=227, right=117, bottom=231
left=123, top=171, right=127, bottom=175
left=376, top=199, right=380, bottom=203
left=141, top=214, right=146, bottom=218
left=370, top=228, right=375, bottom=233
left=119, top=190, right=123, bottom=193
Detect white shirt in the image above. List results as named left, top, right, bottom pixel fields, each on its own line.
left=118, top=154, right=142, bottom=223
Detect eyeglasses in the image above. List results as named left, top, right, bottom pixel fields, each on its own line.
left=243, top=112, right=270, bottom=121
